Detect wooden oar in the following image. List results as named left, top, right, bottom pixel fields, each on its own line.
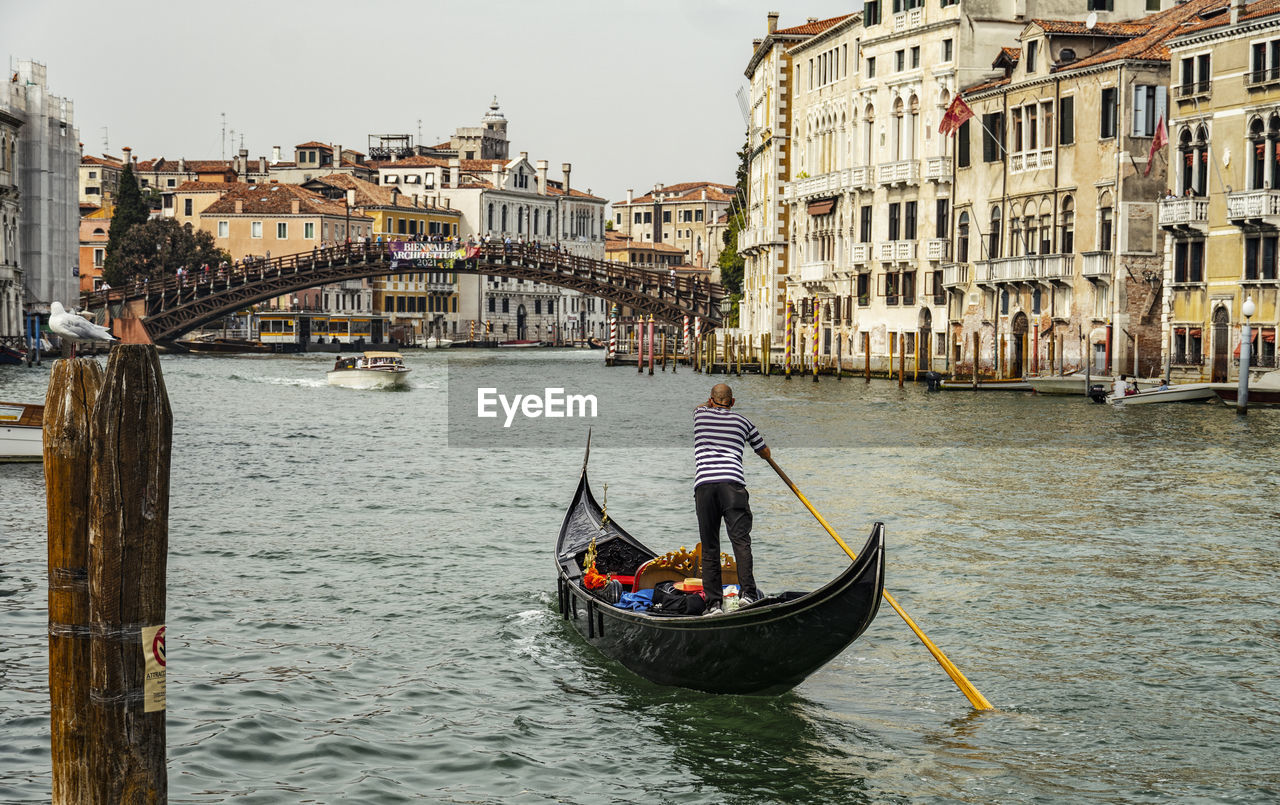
left=763, top=455, right=994, bottom=711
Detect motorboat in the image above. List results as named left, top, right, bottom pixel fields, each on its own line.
left=326, top=351, right=411, bottom=389
left=498, top=339, right=542, bottom=348
left=1212, top=370, right=1280, bottom=407
left=0, top=402, right=43, bottom=462
left=423, top=337, right=453, bottom=349
left=1106, top=383, right=1220, bottom=406
left=1028, top=373, right=1160, bottom=396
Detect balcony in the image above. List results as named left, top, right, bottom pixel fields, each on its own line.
left=1158, top=197, right=1209, bottom=230
left=850, top=243, right=872, bottom=264
left=1226, top=188, right=1280, bottom=226
left=790, top=173, right=837, bottom=201
left=1173, top=82, right=1211, bottom=102
left=798, top=261, right=831, bottom=283
left=427, top=280, right=454, bottom=293
left=1081, top=251, right=1113, bottom=281
left=1009, top=149, right=1055, bottom=174
left=926, top=238, right=951, bottom=262
left=877, top=159, right=920, bottom=187
left=877, top=240, right=917, bottom=263
left=924, top=156, right=951, bottom=183
left=1245, top=67, right=1280, bottom=90
left=976, top=253, right=1074, bottom=285
left=893, top=7, right=922, bottom=31
left=941, top=263, right=968, bottom=289
left=848, top=165, right=874, bottom=190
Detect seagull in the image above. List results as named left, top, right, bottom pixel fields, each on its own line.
left=49, top=301, right=118, bottom=357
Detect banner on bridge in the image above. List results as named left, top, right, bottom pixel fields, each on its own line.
left=388, top=242, right=479, bottom=270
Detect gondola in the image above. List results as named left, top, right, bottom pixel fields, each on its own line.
left=554, top=446, right=885, bottom=695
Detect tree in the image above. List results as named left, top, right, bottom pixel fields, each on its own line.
left=110, top=219, right=231, bottom=281
left=716, top=137, right=751, bottom=297
left=102, top=163, right=150, bottom=286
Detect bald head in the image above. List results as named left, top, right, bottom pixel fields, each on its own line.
left=710, top=384, right=734, bottom=405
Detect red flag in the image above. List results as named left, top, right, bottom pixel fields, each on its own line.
left=938, top=94, right=975, bottom=137
left=1145, top=115, right=1168, bottom=176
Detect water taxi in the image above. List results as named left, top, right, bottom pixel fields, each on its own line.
left=1, top=402, right=43, bottom=462
left=326, top=351, right=411, bottom=390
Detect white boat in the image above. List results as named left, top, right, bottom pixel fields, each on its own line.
left=940, top=377, right=1034, bottom=391
left=1029, top=374, right=1161, bottom=395
left=1107, top=383, right=1220, bottom=406
left=0, top=402, right=43, bottom=462
left=1212, top=370, right=1280, bottom=407
left=326, top=351, right=411, bottom=389
left=497, top=339, right=542, bottom=349
left=424, top=337, right=453, bottom=349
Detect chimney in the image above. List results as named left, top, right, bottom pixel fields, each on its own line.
left=627, top=188, right=633, bottom=204
left=807, top=16, right=818, bottom=23
left=178, top=157, right=186, bottom=173
left=536, top=159, right=548, bottom=195
left=701, top=189, right=707, bottom=200
left=445, top=197, right=450, bottom=209
left=767, top=11, right=779, bottom=32
left=272, top=145, right=281, bottom=162
left=562, top=163, right=572, bottom=192
left=491, top=163, right=501, bottom=188
left=234, top=199, right=243, bottom=214
left=259, top=156, right=266, bottom=174
left=520, top=151, right=528, bottom=161
left=391, top=187, right=400, bottom=206
left=448, top=157, right=460, bottom=188
left=122, top=146, right=132, bottom=165
left=335, top=144, right=342, bottom=166
left=291, top=198, right=300, bottom=214
left=1232, top=0, right=1246, bottom=24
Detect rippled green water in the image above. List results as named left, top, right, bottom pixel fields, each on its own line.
left=2, top=350, right=1278, bottom=803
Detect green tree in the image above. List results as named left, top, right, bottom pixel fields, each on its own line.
left=102, top=163, right=150, bottom=286
left=111, top=219, right=231, bottom=281
left=716, top=137, right=750, bottom=297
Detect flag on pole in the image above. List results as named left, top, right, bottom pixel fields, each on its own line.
left=938, top=94, right=975, bottom=136
left=1145, top=115, right=1168, bottom=176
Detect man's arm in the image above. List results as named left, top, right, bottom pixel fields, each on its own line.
left=756, top=445, right=771, bottom=461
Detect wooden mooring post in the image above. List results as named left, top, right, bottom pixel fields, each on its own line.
left=89, top=345, right=172, bottom=804
left=45, top=358, right=105, bottom=804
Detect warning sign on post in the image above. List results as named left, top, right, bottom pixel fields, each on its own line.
left=142, top=624, right=166, bottom=713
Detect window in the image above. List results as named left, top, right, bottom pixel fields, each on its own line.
left=1059, top=97, right=1075, bottom=145
left=933, top=270, right=945, bottom=305
left=1244, top=234, right=1279, bottom=279
left=304, top=222, right=315, bottom=239
left=88, top=170, right=96, bottom=179
left=857, top=273, right=870, bottom=305
left=502, top=298, right=509, bottom=313
left=218, top=221, right=228, bottom=238
left=1100, top=88, right=1118, bottom=138
left=860, top=206, right=873, bottom=242
left=942, top=39, right=953, bottom=63
left=643, top=212, right=652, bottom=223
left=695, top=209, right=703, bottom=222
left=277, top=222, right=288, bottom=239
left=910, top=47, right=920, bottom=69
left=989, top=207, right=1002, bottom=258
left=1132, top=85, right=1166, bottom=137
left=895, top=50, right=905, bottom=72
left=936, top=199, right=949, bottom=238
left=1099, top=205, right=1114, bottom=251
left=488, top=297, right=495, bottom=312
left=183, top=198, right=193, bottom=216
left=634, top=212, right=642, bottom=224
left=1087, top=0, right=1113, bottom=9
left=957, top=120, right=971, bottom=168
left=905, top=201, right=917, bottom=240
left=982, top=113, right=1004, bottom=162
left=93, top=248, right=104, bottom=267
left=864, top=0, right=880, bottom=26
left=867, top=56, right=876, bottom=79
left=251, top=221, right=262, bottom=239
left=1061, top=197, right=1075, bottom=254
left=166, top=179, right=175, bottom=188
left=889, top=203, right=901, bottom=241
left=1026, top=41, right=1038, bottom=74
left=957, top=212, right=970, bottom=262
left=663, top=210, right=671, bottom=223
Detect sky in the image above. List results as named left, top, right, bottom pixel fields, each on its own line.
left=2, top=0, right=855, bottom=206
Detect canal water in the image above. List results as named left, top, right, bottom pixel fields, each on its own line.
left=1, top=350, right=1277, bottom=803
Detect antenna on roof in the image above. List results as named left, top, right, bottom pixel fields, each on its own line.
left=221, top=112, right=226, bottom=160
left=101, top=126, right=108, bottom=154
left=735, top=86, right=751, bottom=128
left=1085, top=11, right=1098, bottom=29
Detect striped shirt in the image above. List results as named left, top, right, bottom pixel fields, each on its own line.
left=693, top=405, right=766, bottom=488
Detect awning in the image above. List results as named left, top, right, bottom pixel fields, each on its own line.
left=1175, top=327, right=1187, bottom=336
left=807, top=198, right=836, bottom=216
left=1265, top=328, right=1276, bottom=343
left=1189, top=328, right=1202, bottom=338
left=1234, top=328, right=1259, bottom=358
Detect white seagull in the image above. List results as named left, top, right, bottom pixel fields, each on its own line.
left=49, top=301, right=118, bottom=356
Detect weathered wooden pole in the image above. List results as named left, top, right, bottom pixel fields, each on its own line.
left=660, top=330, right=667, bottom=372
left=888, top=334, right=895, bottom=384
left=637, top=321, right=643, bottom=374
left=864, top=332, right=871, bottom=383
left=899, top=333, right=905, bottom=387
left=89, top=345, right=172, bottom=805
left=647, top=316, right=655, bottom=376
left=45, top=357, right=105, bottom=804
left=761, top=333, right=769, bottom=376
left=973, top=331, right=980, bottom=389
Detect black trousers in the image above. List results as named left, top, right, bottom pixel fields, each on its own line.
left=695, top=481, right=758, bottom=606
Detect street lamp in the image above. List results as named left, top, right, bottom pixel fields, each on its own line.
left=344, top=188, right=355, bottom=253
left=1238, top=295, right=1255, bottom=414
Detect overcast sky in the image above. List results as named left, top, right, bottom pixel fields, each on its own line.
left=3, top=1, right=854, bottom=205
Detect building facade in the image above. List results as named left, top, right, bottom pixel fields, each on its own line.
left=1161, top=0, right=1280, bottom=381
left=610, top=181, right=735, bottom=267
left=1, top=60, right=80, bottom=317
left=0, top=107, right=21, bottom=340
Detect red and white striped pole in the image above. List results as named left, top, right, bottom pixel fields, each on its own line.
left=694, top=317, right=703, bottom=372
left=682, top=315, right=690, bottom=361
left=608, top=304, right=618, bottom=365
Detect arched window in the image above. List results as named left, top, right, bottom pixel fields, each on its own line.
left=958, top=212, right=970, bottom=263
left=1060, top=196, right=1075, bottom=254
left=989, top=206, right=1002, bottom=259
left=1250, top=117, right=1266, bottom=189
left=487, top=203, right=494, bottom=231
left=864, top=104, right=876, bottom=165
left=1098, top=191, right=1114, bottom=251
left=501, top=204, right=509, bottom=232
left=1178, top=128, right=1194, bottom=195
left=892, top=97, right=905, bottom=161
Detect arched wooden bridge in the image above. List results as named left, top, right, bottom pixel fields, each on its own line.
left=81, top=242, right=725, bottom=343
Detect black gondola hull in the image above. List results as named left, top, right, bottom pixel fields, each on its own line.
left=555, top=466, right=885, bottom=695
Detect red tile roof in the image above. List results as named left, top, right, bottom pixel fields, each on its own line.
left=202, top=183, right=355, bottom=217
left=1172, top=0, right=1280, bottom=36
left=616, top=181, right=736, bottom=206
left=1032, top=18, right=1153, bottom=35
left=1064, top=0, right=1228, bottom=70
left=308, top=173, right=459, bottom=214
left=775, top=14, right=854, bottom=36
left=367, top=155, right=450, bottom=169
left=294, top=141, right=332, bottom=150
left=172, top=181, right=235, bottom=193
left=81, top=155, right=122, bottom=167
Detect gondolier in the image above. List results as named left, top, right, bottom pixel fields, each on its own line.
left=694, top=383, right=770, bottom=615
